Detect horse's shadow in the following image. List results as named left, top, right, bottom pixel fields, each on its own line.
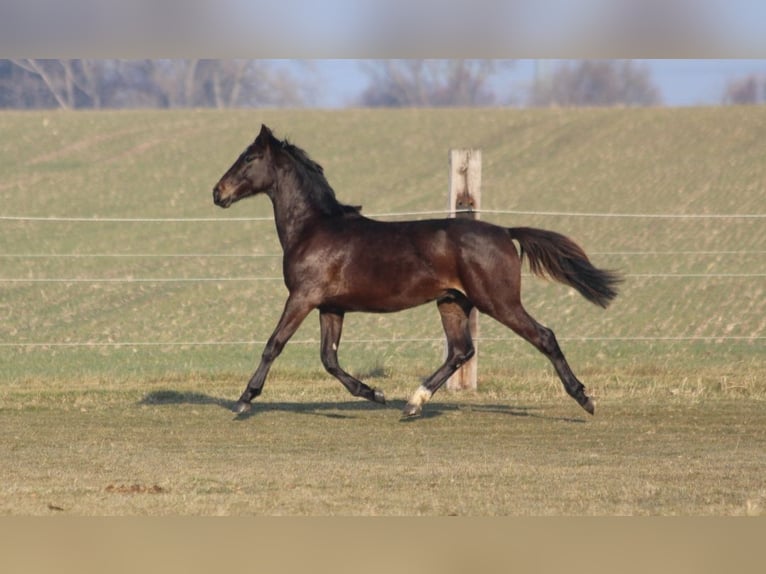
left=139, top=390, right=586, bottom=424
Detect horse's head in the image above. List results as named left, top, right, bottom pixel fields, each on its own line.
left=213, top=124, right=278, bottom=208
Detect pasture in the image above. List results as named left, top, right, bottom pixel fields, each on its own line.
left=1, top=107, right=765, bottom=515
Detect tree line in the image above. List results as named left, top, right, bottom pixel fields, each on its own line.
left=2, top=59, right=763, bottom=109
left=1, top=60, right=310, bottom=109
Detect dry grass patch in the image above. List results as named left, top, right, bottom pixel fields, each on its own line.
left=2, top=373, right=765, bottom=515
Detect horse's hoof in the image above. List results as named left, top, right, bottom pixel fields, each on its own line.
left=232, top=401, right=252, bottom=415
left=373, top=389, right=386, bottom=405
left=401, top=403, right=422, bottom=418
left=581, top=397, right=595, bottom=416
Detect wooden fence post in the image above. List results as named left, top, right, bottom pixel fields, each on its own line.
left=446, top=149, right=481, bottom=391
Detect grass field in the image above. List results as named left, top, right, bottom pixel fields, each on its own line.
left=1, top=107, right=765, bottom=515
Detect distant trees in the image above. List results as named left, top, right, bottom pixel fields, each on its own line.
left=2, top=58, right=672, bottom=110
left=529, top=60, right=661, bottom=107
left=356, top=59, right=662, bottom=108
left=0, top=59, right=312, bottom=109
left=357, top=60, right=508, bottom=107
left=722, top=74, right=766, bottom=105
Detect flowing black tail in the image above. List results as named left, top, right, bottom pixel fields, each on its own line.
left=509, top=227, right=622, bottom=308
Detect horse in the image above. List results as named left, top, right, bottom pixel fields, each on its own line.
left=212, top=124, right=621, bottom=417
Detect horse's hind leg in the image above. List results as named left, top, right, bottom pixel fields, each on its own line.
left=403, top=294, right=475, bottom=417
left=319, top=310, right=386, bottom=404
left=492, top=303, right=594, bottom=415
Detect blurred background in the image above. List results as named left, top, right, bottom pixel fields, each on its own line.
left=2, top=58, right=766, bottom=110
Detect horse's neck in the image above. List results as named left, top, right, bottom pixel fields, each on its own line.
left=268, top=169, right=323, bottom=252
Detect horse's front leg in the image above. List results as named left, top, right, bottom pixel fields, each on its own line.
left=233, top=295, right=313, bottom=414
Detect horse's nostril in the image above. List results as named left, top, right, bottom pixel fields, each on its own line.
left=213, top=187, right=221, bottom=204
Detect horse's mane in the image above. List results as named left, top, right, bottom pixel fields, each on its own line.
left=278, top=138, right=362, bottom=217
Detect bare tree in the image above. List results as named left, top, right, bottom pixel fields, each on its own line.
left=74, top=60, right=107, bottom=109
left=96, top=60, right=167, bottom=108
left=1, top=59, right=311, bottom=109
left=6, top=59, right=142, bottom=109
left=530, top=60, right=661, bottom=107
left=199, top=60, right=249, bottom=108
left=197, top=60, right=311, bottom=108
left=142, top=59, right=311, bottom=109
left=358, top=60, right=506, bottom=107
left=722, top=74, right=766, bottom=105
left=10, top=59, right=79, bottom=109
left=1, top=60, right=56, bottom=108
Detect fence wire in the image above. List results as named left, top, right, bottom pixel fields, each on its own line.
left=2, top=207, right=764, bottom=348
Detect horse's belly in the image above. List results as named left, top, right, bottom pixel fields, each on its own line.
left=324, top=279, right=451, bottom=313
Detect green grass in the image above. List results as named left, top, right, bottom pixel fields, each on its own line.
left=1, top=107, right=765, bottom=514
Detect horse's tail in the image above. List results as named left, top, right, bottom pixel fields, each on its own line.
left=509, top=227, right=622, bottom=308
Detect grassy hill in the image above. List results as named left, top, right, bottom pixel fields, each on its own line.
left=1, top=107, right=764, bottom=384
left=2, top=108, right=766, bottom=516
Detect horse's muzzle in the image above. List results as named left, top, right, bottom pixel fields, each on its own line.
left=212, top=186, right=229, bottom=208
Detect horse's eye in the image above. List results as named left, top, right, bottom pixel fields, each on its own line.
left=243, top=152, right=262, bottom=163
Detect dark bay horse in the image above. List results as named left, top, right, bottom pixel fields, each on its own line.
left=213, top=124, right=621, bottom=417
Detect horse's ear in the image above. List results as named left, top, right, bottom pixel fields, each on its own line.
left=258, top=124, right=273, bottom=140
left=255, top=124, right=275, bottom=151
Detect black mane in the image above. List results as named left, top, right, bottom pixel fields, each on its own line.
left=278, top=138, right=361, bottom=217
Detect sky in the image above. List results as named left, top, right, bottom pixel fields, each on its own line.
left=643, top=60, right=766, bottom=105
left=2, top=1, right=765, bottom=108
left=312, top=59, right=766, bottom=108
